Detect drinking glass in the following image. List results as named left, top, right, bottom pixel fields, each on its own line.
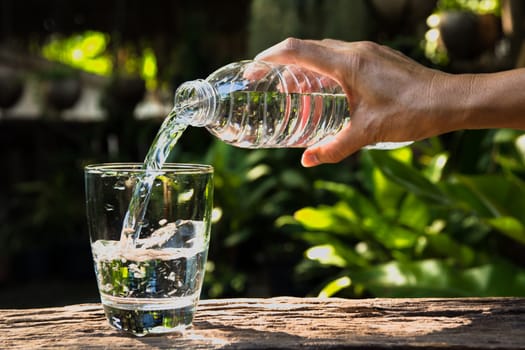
left=84, top=163, right=213, bottom=336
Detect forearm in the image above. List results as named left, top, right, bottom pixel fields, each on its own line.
left=442, top=69, right=525, bottom=132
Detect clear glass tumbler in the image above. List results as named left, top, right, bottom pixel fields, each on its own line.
left=84, top=163, right=213, bottom=336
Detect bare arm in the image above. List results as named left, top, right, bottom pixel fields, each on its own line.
left=255, top=38, right=525, bottom=167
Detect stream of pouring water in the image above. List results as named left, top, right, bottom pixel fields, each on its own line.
left=119, top=107, right=188, bottom=248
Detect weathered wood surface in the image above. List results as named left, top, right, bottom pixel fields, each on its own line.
left=1, top=297, right=524, bottom=349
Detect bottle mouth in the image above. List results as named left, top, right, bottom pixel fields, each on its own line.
left=173, top=80, right=217, bottom=126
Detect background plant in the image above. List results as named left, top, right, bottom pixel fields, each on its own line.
left=277, top=131, right=525, bottom=297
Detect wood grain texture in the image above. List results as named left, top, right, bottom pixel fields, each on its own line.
left=1, top=297, right=524, bottom=349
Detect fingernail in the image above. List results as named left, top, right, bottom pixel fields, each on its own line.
left=301, top=152, right=320, bottom=167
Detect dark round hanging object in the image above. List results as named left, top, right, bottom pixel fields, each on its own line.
left=45, top=77, right=82, bottom=111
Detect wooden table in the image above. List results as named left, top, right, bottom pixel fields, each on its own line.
left=1, top=297, right=524, bottom=349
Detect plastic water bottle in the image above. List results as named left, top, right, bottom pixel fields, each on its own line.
left=173, top=60, right=412, bottom=149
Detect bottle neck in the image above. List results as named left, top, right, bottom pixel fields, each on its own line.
left=173, top=79, right=217, bottom=126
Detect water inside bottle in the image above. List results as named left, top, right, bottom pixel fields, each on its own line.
left=211, top=90, right=350, bottom=148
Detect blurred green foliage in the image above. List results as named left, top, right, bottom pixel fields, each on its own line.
left=436, top=0, right=501, bottom=14
left=41, top=31, right=113, bottom=76
left=41, top=31, right=158, bottom=90
left=4, top=122, right=525, bottom=301
left=276, top=132, right=525, bottom=298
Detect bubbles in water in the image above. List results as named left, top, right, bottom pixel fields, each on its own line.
left=178, top=189, right=194, bottom=202
left=101, top=171, right=118, bottom=178
left=167, top=271, right=176, bottom=281
left=113, top=180, right=126, bottom=191
left=138, top=219, right=149, bottom=228
left=111, top=316, right=122, bottom=330
left=129, top=263, right=146, bottom=278
left=136, top=220, right=197, bottom=250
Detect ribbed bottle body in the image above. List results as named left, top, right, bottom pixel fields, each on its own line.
left=198, top=60, right=350, bottom=148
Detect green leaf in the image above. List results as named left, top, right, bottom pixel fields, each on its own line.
left=244, top=177, right=278, bottom=207
left=315, top=180, right=380, bottom=219
left=388, top=146, right=413, bottom=164
left=363, top=218, right=419, bottom=249
left=368, top=150, right=449, bottom=205
left=293, top=203, right=358, bottom=234
left=305, top=244, right=347, bottom=267
left=295, top=207, right=340, bottom=230
left=452, top=175, right=508, bottom=216
left=318, top=276, right=352, bottom=298
left=280, top=169, right=309, bottom=189
left=350, top=259, right=525, bottom=297
left=371, top=167, right=405, bottom=216
left=245, top=164, right=271, bottom=181
left=448, top=174, right=525, bottom=221
left=275, top=214, right=299, bottom=228
left=493, top=129, right=521, bottom=143
left=424, top=234, right=476, bottom=266
left=423, top=152, right=449, bottom=183
left=398, top=193, right=430, bottom=230
left=487, top=216, right=525, bottom=245
left=301, top=232, right=370, bottom=267
left=442, top=179, right=498, bottom=217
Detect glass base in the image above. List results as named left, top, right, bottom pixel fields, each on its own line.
left=101, top=295, right=197, bottom=336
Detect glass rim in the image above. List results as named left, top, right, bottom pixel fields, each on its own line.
left=85, top=162, right=213, bottom=174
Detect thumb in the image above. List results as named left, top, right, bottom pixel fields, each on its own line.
left=301, top=124, right=365, bottom=167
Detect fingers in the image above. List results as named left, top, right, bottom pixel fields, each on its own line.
left=301, top=123, right=365, bottom=167
left=256, top=38, right=365, bottom=167
left=301, top=139, right=359, bottom=167
left=255, top=38, right=346, bottom=83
